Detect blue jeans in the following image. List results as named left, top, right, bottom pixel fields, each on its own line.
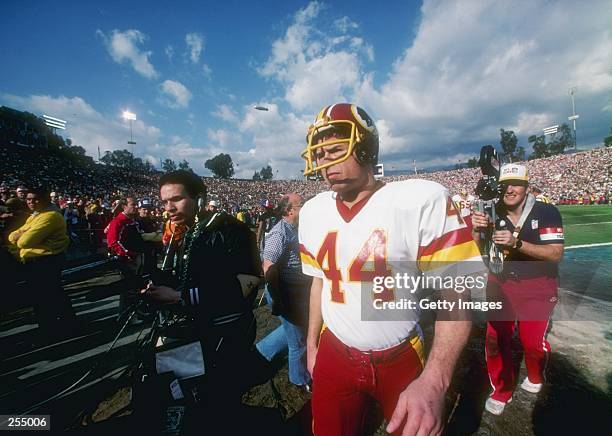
left=256, top=289, right=310, bottom=386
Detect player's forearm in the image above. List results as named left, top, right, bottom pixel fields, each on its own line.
left=420, top=320, right=471, bottom=390
left=307, top=278, right=323, bottom=349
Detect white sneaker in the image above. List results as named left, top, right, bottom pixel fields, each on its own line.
left=485, top=397, right=511, bottom=415
left=520, top=377, right=543, bottom=393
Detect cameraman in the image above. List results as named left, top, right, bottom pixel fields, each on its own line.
left=471, top=164, right=564, bottom=416
left=143, top=171, right=263, bottom=429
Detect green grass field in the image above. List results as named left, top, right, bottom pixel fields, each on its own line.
left=558, top=205, right=612, bottom=247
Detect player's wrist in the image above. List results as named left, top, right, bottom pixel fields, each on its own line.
left=419, top=367, right=450, bottom=392
left=306, top=338, right=319, bottom=350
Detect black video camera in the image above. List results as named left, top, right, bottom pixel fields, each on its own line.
left=475, top=145, right=501, bottom=201
left=474, top=145, right=505, bottom=274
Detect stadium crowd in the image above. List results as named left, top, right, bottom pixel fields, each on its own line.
left=1, top=145, right=610, bottom=250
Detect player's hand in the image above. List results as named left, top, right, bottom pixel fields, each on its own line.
left=470, top=211, right=489, bottom=231
left=492, top=230, right=516, bottom=248
left=307, top=344, right=318, bottom=377
left=386, top=375, right=445, bottom=436
left=141, top=284, right=181, bottom=304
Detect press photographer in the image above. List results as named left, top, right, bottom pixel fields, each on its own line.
left=141, top=170, right=264, bottom=431
left=471, top=162, right=564, bottom=416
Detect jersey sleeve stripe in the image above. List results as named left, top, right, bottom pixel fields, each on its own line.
left=300, top=244, right=320, bottom=269
left=539, top=227, right=564, bottom=234
left=418, top=227, right=474, bottom=258
left=418, top=240, right=481, bottom=269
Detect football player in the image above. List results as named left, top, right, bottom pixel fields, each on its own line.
left=452, top=188, right=476, bottom=217
left=299, top=103, right=483, bottom=435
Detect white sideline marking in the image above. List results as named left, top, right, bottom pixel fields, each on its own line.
left=565, top=221, right=612, bottom=226
left=564, top=242, right=612, bottom=250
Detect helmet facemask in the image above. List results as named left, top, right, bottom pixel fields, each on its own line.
left=302, top=121, right=363, bottom=176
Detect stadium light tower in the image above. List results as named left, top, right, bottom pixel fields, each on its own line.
left=122, top=110, right=137, bottom=156
left=568, top=87, right=579, bottom=150
left=42, top=115, right=67, bottom=134
left=543, top=124, right=559, bottom=136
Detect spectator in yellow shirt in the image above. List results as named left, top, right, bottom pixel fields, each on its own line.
left=8, top=187, right=75, bottom=338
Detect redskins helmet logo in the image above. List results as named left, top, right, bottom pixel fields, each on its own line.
left=353, top=106, right=377, bottom=135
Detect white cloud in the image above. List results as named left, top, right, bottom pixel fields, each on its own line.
left=212, top=104, right=239, bottom=123
left=165, top=45, right=174, bottom=61
left=334, top=16, right=358, bottom=33
left=231, top=103, right=312, bottom=178
left=97, top=29, right=158, bottom=79
left=508, top=112, right=554, bottom=136
left=284, top=51, right=360, bottom=111
left=258, top=1, right=372, bottom=114
left=207, top=128, right=242, bottom=148
left=202, top=63, right=212, bottom=78
left=1, top=93, right=161, bottom=160
left=185, top=32, right=204, bottom=63
left=159, top=80, right=192, bottom=108
left=253, top=0, right=611, bottom=173
left=353, top=0, right=612, bottom=166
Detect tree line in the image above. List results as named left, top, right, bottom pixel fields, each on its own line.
left=462, top=122, right=593, bottom=169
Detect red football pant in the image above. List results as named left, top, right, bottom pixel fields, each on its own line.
left=485, top=276, right=557, bottom=402
left=312, top=329, right=424, bottom=436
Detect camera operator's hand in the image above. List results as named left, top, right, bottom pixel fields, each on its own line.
left=471, top=211, right=490, bottom=231
left=492, top=230, right=516, bottom=248
left=141, top=284, right=181, bottom=304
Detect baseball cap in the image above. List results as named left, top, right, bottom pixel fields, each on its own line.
left=138, top=198, right=152, bottom=208
left=208, top=200, right=219, bottom=207
left=499, top=163, right=529, bottom=183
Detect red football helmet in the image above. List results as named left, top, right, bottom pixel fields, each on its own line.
left=301, top=103, right=379, bottom=176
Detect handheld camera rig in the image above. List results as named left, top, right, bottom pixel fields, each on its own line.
left=474, top=145, right=505, bottom=275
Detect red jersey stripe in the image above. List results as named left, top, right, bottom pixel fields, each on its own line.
left=418, top=226, right=473, bottom=258
left=539, top=227, right=564, bottom=234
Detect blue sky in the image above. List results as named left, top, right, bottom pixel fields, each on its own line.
left=1, top=0, right=610, bottom=178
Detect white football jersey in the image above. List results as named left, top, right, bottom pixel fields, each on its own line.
left=299, top=180, right=482, bottom=351
left=452, top=194, right=475, bottom=217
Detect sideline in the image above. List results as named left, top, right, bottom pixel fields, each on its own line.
left=565, top=221, right=612, bottom=227
left=564, top=242, right=612, bottom=250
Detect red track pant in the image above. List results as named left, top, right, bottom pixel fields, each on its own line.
left=485, top=275, right=557, bottom=402
left=312, top=329, right=424, bottom=436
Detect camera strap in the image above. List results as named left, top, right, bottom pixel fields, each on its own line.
left=509, top=194, right=536, bottom=239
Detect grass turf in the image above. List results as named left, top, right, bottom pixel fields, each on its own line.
left=557, top=205, right=612, bottom=247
